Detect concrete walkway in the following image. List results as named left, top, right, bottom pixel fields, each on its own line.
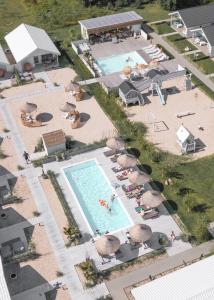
left=78, top=78, right=98, bottom=86
left=151, top=32, right=214, bottom=92
left=106, top=240, right=214, bottom=300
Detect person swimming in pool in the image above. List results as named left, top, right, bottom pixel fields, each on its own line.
left=111, top=194, right=116, bottom=202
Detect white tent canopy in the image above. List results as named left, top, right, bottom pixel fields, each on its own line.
left=5, top=24, right=60, bottom=63
left=131, top=255, right=214, bottom=300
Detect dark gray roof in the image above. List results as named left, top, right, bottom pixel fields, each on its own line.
left=119, top=81, right=136, bottom=94
left=202, top=25, right=214, bottom=46
left=79, top=11, right=142, bottom=30
left=178, top=3, right=214, bottom=28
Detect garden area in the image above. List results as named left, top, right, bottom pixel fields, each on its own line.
left=63, top=44, right=214, bottom=244
left=151, top=21, right=174, bottom=35
left=165, top=34, right=197, bottom=53
left=186, top=52, right=214, bottom=75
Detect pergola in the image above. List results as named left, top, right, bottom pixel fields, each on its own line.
left=79, top=11, right=143, bottom=39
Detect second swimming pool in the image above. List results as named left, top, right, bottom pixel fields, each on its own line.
left=63, top=159, right=132, bottom=235
left=96, top=51, right=147, bottom=75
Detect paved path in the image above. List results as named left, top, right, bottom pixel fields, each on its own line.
left=161, top=32, right=178, bottom=37
left=148, top=18, right=171, bottom=25
left=78, top=78, right=98, bottom=86
left=106, top=240, right=214, bottom=300
left=150, top=32, right=214, bottom=92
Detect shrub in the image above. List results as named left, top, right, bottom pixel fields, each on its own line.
left=34, top=138, right=44, bottom=152
left=33, top=211, right=41, bottom=217
left=3, top=128, right=10, bottom=133
left=17, top=165, right=24, bottom=170
left=0, top=149, right=7, bottom=159
left=56, top=270, right=64, bottom=277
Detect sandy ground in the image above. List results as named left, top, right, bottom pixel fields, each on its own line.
left=0, top=136, right=19, bottom=172
left=128, top=77, right=214, bottom=158
left=47, top=68, right=77, bottom=87
left=4, top=176, right=37, bottom=219
left=40, top=177, right=68, bottom=243
left=0, top=110, right=5, bottom=132
left=9, top=89, right=115, bottom=153
left=21, top=225, right=59, bottom=282
left=54, top=286, right=71, bottom=300
left=2, top=82, right=45, bottom=98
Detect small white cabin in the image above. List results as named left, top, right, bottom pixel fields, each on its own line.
left=176, top=125, right=196, bottom=154
left=119, top=81, right=143, bottom=106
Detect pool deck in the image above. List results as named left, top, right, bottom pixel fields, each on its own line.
left=44, top=147, right=191, bottom=272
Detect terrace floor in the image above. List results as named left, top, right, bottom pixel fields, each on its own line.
left=90, top=36, right=150, bottom=60
left=128, top=77, right=214, bottom=158
left=44, top=147, right=191, bottom=272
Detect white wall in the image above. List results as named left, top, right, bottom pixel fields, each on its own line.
left=131, top=24, right=141, bottom=32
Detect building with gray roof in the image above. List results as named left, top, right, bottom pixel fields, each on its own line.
left=169, top=3, right=214, bottom=38
left=79, top=11, right=143, bottom=39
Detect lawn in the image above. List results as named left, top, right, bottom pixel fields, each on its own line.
left=187, top=52, right=214, bottom=75
left=151, top=21, right=174, bottom=35
left=0, top=0, right=35, bottom=43
left=66, top=45, right=214, bottom=244
left=165, top=34, right=197, bottom=53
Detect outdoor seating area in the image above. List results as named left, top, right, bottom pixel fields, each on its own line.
left=19, top=71, right=34, bottom=82
left=20, top=102, right=42, bottom=128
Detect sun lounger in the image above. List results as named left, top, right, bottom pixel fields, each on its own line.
left=117, top=174, right=128, bottom=181
left=104, top=149, right=116, bottom=157
left=144, top=47, right=159, bottom=54
left=142, top=45, right=154, bottom=50
left=112, top=166, right=127, bottom=173
left=110, top=154, right=120, bottom=163
left=127, top=189, right=143, bottom=199
left=141, top=208, right=159, bottom=220
left=122, top=183, right=139, bottom=193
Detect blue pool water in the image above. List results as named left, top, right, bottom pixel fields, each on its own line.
left=96, top=51, right=147, bottom=75
left=63, top=160, right=131, bottom=234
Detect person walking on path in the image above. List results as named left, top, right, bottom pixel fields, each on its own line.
left=170, top=231, right=176, bottom=243
left=23, top=151, right=30, bottom=164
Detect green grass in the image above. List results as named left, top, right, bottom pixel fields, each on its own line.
left=151, top=21, right=174, bottom=35
left=187, top=52, right=214, bottom=75
left=165, top=34, right=197, bottom=53
left=0, top=0, right=35, bottom=43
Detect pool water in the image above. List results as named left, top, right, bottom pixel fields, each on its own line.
left=96, top=51, right=147, bottom=75
left=63, top=160, right=132, bottom=235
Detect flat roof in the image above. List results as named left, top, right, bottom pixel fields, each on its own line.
left=131, top=255, right=214, bottom=300
left=119, top=81, right=136, bottom=94
left=202, top=25, right=214, bottom=46
left=79, top=11, right=143, bottom=31
left=178, top=3, right=214, bottom=28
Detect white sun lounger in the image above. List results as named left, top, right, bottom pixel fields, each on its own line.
left=144, top=46, right=156, bottom=53
left=149, top=49, right=162, bottom=58
left=145, top=47, right=159, bottom=54
left=142, top=45, right=154, bottom=50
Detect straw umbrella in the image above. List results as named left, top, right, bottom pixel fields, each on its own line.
left=60, top=102, right=76, bottom=113
left=106, top=137, right=125, bottom=150
left=137, top=63, right=147, bottom=71
left=129, top=224, right=152, bottom=243
left=128, top=170, right=150, bottom=186
left=149, top=59, right=159, bottom=68
left=117, top=154, right=137, bottom=169
left=140, top=190, right=163, bottom=208
left=95, top=235, right=120, bottom=256
left=65, top=81, right=81, bottom=93
left=123, top=66, right=132, bottom=76
left=20, top=102, right=37, bottom=114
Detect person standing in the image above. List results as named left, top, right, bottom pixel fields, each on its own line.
left=23, top=151, right=30, bottom=164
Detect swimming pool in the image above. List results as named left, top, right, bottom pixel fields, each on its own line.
left=63, top=159, right=132, bottom=235
left=96, top=51, right=147, bottom=75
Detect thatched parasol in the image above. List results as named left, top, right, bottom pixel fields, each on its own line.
left=128, top=170, right=150, bottom=185
left=95, top=235, right=120, bottom=256
left=140, top=190, right=163, bottom=208
left=123, top=66, right=132, bottom=76
left=60, top=102, right=76, bottom=113
left=20, top=102, right=37, bottom=114
left=23, top=62, right=33, bottom=72
left=137, top=63, right=147, bottom=71
left=106, top=137, right=125, bottom=150
left=117, top=154, right=137, bottom=168
left=129, top=224, right=152, bottom=243
left=65, top=81, right=81, bottom=93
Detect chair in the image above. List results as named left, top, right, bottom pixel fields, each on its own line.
left=21, top=113, right=42, bottom=127
left=71, top=111, right=81, bottom=129
left=104, top=149, right=116, bottom=157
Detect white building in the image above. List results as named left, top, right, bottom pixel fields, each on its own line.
left=132, top=255, right=214, bottom=300
left=4, top=23, right=60, bottom=72
left=42, top=130, right=66, bottom=155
